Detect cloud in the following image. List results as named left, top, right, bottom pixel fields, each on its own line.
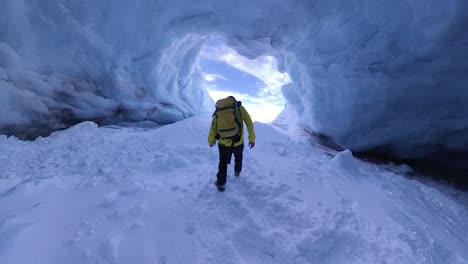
left=200, top=41, right=291, bottom=93
left=207, top=89, right=249, bottom=102
left=222, top=53, right=290, bottom=89
left=243, top=101, right=283, bottom=123
left=201, top=38, right=290, bottom=123
left=203, top=73, right=227, bottom=82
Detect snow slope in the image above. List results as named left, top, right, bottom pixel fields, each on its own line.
left=1, top=115, right=467, bottom=263
left=1, top=0, right=468, bottom=162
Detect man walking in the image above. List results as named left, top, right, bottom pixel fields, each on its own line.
left=208, top=96, right=256, bottom=192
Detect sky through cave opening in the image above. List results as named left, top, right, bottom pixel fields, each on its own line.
left=198, top=37, right=291, bottom=123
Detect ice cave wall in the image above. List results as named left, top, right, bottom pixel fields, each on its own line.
left=1, top=0, right=468, bottom=163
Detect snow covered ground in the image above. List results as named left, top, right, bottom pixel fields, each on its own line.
left=1, top=115, right=467, bottom=264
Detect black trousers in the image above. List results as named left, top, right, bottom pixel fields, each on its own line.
left=217, top=143, right=244, bottom=186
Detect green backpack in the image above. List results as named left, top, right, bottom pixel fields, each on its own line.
left=212, top=97, right=243, bottom=142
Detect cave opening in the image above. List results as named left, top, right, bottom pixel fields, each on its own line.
left=198, top=36, right=291, bottom=123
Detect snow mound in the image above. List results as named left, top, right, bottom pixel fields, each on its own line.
left=66, top=122, right=99, bottom=133
left=327, top=149, right=360, bottom=176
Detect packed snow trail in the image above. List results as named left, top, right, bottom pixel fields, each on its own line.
left=0, top=114, right=467, bottom=264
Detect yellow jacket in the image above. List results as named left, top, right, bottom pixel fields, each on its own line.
left=208, top=105, right=256, bottom=147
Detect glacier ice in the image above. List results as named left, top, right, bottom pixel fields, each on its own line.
left=1, top=0, right=468, bottom=163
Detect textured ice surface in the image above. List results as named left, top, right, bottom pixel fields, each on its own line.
left=1, top=0, right=468, bottom=161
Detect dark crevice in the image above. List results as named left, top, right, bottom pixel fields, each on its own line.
left=0, top=106, right=172, bottom=140
left=355, top=151, right=468, bottom=191
left=304, top=128, right=468, bottom=191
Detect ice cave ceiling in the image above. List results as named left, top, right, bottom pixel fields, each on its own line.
left=1, top=0, right=468, bottom=166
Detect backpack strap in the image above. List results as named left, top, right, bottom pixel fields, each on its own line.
left=237, top=101, right=243, bottom=123
left=233, top=101, right=243, bottom=142
left=212, top=107, right=219, bottom=139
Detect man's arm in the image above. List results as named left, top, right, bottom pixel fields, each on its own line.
left=240, top=106, right=256, bottom=145
left=208, top=116, right=217, bottom=146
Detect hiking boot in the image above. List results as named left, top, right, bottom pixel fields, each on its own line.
left=215, top=181, right=225, bottom=192
left=235, top=171, right=240, bottom=177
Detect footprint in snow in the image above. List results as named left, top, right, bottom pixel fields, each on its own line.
left=0, top=216, right=34, bottom=250
left=232, top=227, right=277, bottom=263
left=184, top=222, right=196, bottom=236
left=158, top=256, right=167, bottom=264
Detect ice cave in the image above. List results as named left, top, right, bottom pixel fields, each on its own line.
left=2, top=1, right=468, bottom=263
left=1, top=0, right=468, bottom=166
